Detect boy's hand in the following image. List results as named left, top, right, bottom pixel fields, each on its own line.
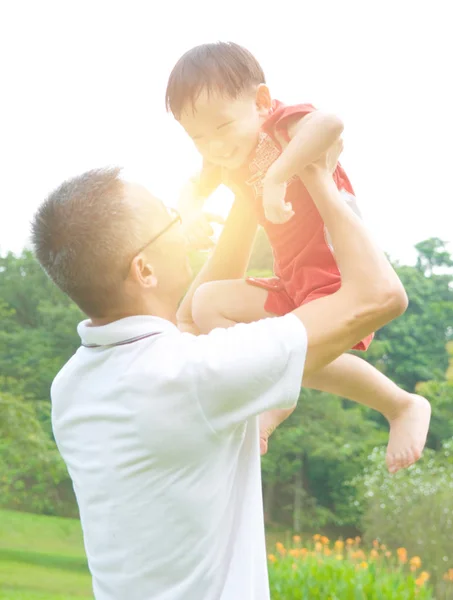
left=262, top=177, right=295, bottom=225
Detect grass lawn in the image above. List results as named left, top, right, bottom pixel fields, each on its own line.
left=0, top=509, right=354, bottom=598
left=0, top=510, right=92, bottom=599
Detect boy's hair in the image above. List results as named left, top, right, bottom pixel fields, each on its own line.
left=165, top=42, right=265, bottom=119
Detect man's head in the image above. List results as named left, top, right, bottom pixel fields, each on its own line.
left=166, top=42, right=272, bottom=170
left=31, top=168, right=191, bottom=322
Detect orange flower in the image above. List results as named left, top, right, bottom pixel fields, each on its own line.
left=315, top=542, right=323, bottom=553
left=410, top=556, right=422, bottom=569
left=320, top=536, right=329, bottom=545
left=346, top=538, right=354, bottom=546
left=360, top=561, right=368, bottom=569
left=351, top=550, right=366, bottom=561
left=380, top=544, right=387, bottom=551
left=355, top=536, right=362, bottom=544
left=300, top=548, right=308, bottom=557
left=276, top=542, right=286, bottom=556
left=324, top=548, right=332, bottom=557
left=268, top=554, right=277, bottom=563
left=397, top=547, right=408, bottom=563
left=293, top=535, right=301, bottom=544
left=443, top=569, right=453, bottom=582
left=385, top=551, right=392, bottom=558
left=334, top=540, right=345, bottom=551
left=313, top=534, right=321, bottom=541
left=415, top=571, right=430, bottom=586
left=373, top=539, right=380, bottom=549
left=370, top=549, right=379, bottom=559
left=289, top=549, right=299, bottom=558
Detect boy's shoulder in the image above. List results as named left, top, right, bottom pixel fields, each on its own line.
left=262, top=100, right=317, bottom=135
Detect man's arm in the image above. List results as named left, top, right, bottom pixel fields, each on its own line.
left=265, top=111, right=344, bottom=185
left=292, top=149, right=407, bottom=377
left=178, top=167, right=225, bottom=252
left=179, top=145, right=407, bottom=432
left=177, top=195, right=258, bottom=333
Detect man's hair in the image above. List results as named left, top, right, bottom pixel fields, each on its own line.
left=165, top=41, right=266, bottom=119
left=31, top=167, right=142, bottom=317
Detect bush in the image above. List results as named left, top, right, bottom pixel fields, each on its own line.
left=268, top=536, right=433, bottom=599
left=0, top=391, right=73, bottom=516
left=355, top=440, right=453, bottom=598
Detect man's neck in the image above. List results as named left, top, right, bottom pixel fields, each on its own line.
left=89, top=297, right=178, bottom=328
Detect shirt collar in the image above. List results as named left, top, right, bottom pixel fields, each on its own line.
left=77, top=315, right=178, bottom=348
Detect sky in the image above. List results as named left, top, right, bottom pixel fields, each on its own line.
left=1, top=0, right=452, bottom=264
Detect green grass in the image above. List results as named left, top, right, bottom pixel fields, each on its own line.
left=0, top=509, right=437, bottom=599
left=0, top=509, right=86, bottom=556
left=0, top=510, right=92, bottom=599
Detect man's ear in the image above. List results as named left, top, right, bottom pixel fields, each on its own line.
left=128, top=254, right=158, bottom=289
left=256, top=84, right=272, bottom=114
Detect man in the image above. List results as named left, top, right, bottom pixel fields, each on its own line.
left=31, top=146, right=409, bottom=600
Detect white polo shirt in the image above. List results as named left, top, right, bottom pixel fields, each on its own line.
left=51, top=313, right=307, bottom=600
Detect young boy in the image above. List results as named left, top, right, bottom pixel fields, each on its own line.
left=166, top=42, right=431, bottom=474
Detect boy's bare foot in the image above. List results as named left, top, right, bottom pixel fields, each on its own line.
left=386, top=394, right=431, bottom=474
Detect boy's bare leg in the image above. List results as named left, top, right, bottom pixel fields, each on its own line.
left=303, top=354, right=430, bottom=473
left=192, top=279, right=430, bottom=473
left=192, top=278, right=272, bottom=332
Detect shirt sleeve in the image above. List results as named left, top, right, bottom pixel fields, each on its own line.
left=262, top=103, right=317, bottom=143
left=181, top=313, right=307, bottom=433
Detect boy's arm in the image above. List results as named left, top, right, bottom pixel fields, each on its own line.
left=177, top=195, right=258, bottom=333
left=266, top=111, right=344, bottom=185
left=261, top=111, right=344, bottom=224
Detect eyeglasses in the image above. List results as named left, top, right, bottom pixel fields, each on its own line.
left=134, top=207, right=182, bottom=256
left=124, top=207, right=182, bottom=278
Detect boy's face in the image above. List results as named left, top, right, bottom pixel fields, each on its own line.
left=179, top=86, right=271, bottom=170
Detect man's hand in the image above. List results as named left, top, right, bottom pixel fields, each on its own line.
left=182, top=210, right=224, bottom=251
left=178, top=178, right=224, bottom=250
left=261, top=137, right=343, bottom=225
left=262, top=176, right=294, bottom=225
left=177, top=318, right=200, bottom=335
left=259, top=407, right=296, bottom=454
left=301, top=138, right=344, bottom=177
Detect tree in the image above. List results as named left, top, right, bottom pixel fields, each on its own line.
left=262, top=389, right=386, bottom=531
left=0, top=250, right=83, bottom=404
left=0, top=383, right=73, bottom=516
left=415, top=237, right=453, bottom=275
left=416, top=342, right=453, bottom=449
left=364, top=243, right=453, bottom=391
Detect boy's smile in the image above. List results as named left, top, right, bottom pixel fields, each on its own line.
left=179, top=86, right=272, bottom=170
